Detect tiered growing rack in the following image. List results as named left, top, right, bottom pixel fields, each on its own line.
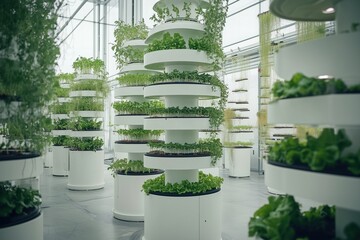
left=266, top=0, right=360, bottom=237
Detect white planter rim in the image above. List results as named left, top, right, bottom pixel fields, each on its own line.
left=270, top=0, right=335, bottom=21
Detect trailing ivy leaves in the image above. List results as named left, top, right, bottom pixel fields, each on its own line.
left=268, top=128, right=360, bottom=175
left=272, top=73, right=360, bottom=100
left=0, top=182, right=41, bottom=218
left=142, top=171, right=223, bottom=195
left=248, top=195, right=335, bottom=240
left=107, top=158, right=154, bottom=176
left=112, top=20, right=148, bottom=69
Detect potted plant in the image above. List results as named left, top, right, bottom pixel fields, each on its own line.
left=66, top=58, right=107, bottom=191
left=111, top=20, right=165, bottom=222
left=0, top=0, right=60, bottom=238
left=51, top=135, right=69, bottom=176
left=141, top=1, right=229, bottom=238
left=112, top=20, right=148, bottom=70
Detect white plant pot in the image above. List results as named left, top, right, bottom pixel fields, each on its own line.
left=51, top=114, right=69, bottom=120
left=69, top=90, right=100, bottom=98
left=114, top=86, right=144, bottom=98
left=0, top=154, right=43, bottom=182
left=0, top=212, right=43, bottom=240
left=226, top=147, right=251, bottom=177
left=43, top=146, right=53, bottom=168
left=67, top=150, right=105, bottom=190
left=70, top=111, right=104, bottom=118
left=143, top=190, right=221, bottom=240
left=52, top=146, right=69, bottom=176
left=70, top=130, right=103, bottom=138
left=113, top=171, right=162, bottom=221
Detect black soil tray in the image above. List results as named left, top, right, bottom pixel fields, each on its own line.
left=268, top=160, right=359, bottom=178
left=0, top=207, right=40, bottom=229
left=150, top=188, right=220, bottom=197
left=146, top=151, right=210, bottom=158
left=117, top=169, right=164, bottom=176
left=0, top=151, right=40, bottom=161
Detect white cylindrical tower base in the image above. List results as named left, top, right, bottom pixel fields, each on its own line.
left=113, top=172, right=162, bottom=221
left=67, top=150, right=105, bottom=190
left=0, top=212, right=43, bottom=240
left=228, top=147, right=251, bottom=178
left=335, top=0, right=360, bottom=33
left=52, top=146, right=69, bottom=176
left=143, top=190, right=222, bottom=240
left=166, top=130, right=198, bottom=144
left=165, top=169, right=198, bottom=184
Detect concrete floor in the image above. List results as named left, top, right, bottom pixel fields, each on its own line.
left=40, top=165, right=308, bottom=240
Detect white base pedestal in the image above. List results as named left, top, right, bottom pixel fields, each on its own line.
left=43, top=146, right=53, bottom=168
left=52, top=146, right=69, bottom=176
left=143, top=190, right=222, bottom=240
left=67, top=150, right=105, bottom=190
left=226, top=148, right=251, bottom=178
left=0, top=213, right=43, bottom=240
left=113, top=172, right=162, bottom=221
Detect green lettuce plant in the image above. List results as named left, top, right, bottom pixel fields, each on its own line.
left=272, top=73, right=360, bottom=100
left=268, top=128, right=360, bottom=175
left=249, top=195, right=335, bottom=240
left=69, top=118, right=102, bottom=131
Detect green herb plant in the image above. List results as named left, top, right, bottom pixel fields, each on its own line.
left=149, top=138, right=222, bottom=165
left=67, top=137, right=103, bottom=151
left=112, top=101, right=164, bottom=115
left=148, top=106, right=223, bottom=130
left=53, top=119, right=70, bottom=130
left=142, top=171, right=223, bottom=195
left=108, top=158, right=154, bottom=176
left=117, top=129, right=163, bottom=141
left=70, top=97, right=104, bottom=112
left=117, top=73, right=153, bottom=87
left=52, top=135, right=69, bottom=146
left=0, top=0, right=61, bottom=154
left=69, top=118, right=102, bottom=131
left=0, top=182, right=41, bottom=218
left=72, top=57, right=106, bottom=75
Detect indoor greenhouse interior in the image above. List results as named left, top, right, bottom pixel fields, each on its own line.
left=0, top=0, right=359, bottom=239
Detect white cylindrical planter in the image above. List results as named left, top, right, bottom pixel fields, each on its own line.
left=0, top=211, right=43, bottom=240
left=143, top=190, right=222, bottom=240
left=43, top=146, right=53, bottom=168
left=113, top=171, right=162, bottom=221
left=227, top=147, right=251, bottom=178
left=67, top=150, right=105, bottom=190
left=52, top=146, right=69, bottom=176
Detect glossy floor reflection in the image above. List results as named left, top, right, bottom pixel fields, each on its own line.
left=40, top=165, right=276, bottom=240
